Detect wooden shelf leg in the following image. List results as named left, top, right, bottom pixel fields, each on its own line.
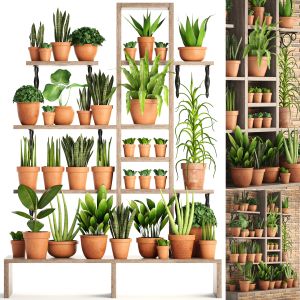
left=111, top=262, right=116, bottom=298
left=4, top=262, right=12, bottom=298
left=205, top=65, right=210, bottom=98
left=34, top=65, right=39, bottom=89
left=213, top=261, right=222, bottom=298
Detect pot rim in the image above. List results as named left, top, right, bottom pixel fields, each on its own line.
left=248, top=56, right=267, bottom=60
left=11, top=240, right=25, bottom=244
left=48, top=240, right=78, bottom=245
left=136, top=237, right=160, bottom=242
left=110, top=238, right=132, bottom=243
left=131, top=99, right=158, bottom=103
left=17, top=166, right=40, bottom=171
left=91, top=104, right=113, bottom=108
left=51, top=42, right=72, bottom=45
left=231, top=167, right=254, bottom=171
left=80, top=234, right=107, bottom=239
left=92, top=166, right=115, bottom=171
left=199, top=240, right=217, bottom=244
left=226, top=60, right=241, bottom=64
left=42, top=111, right=55, bottom=115
left=181, top=162, right=206, bottom=169
left=168, top=234, right=195, bottom=241
left=77, top=110, right=91, bottom=113
left=178, top=46, right=207, bottom=50
left=42, top=166, right=65, bottom=171
left=226, top=110, right=239, bottom=115
left=66, top=166, right=89, bottom=172
left=16, top=102, right=40, bottom=105
left=74, top=44, right=98, bottom=47
left=55, top=105, right=73, bottom=109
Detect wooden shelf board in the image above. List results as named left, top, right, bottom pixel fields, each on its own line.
left=227, top=236, right=266, bottom=240
left=267, top=250, right=280, bottom=252
left=226, top=182, right=300, bottom=191
left=227, top=287, right=300, bottom=296
left=266, top=261, right=282, bottom=264
left=279, top=27, right=300, bottom=33
left=227, top=262, right=259, bottom=265
left=266, top=237, right=281, bottom=240
left=26, top=61, right=98, bottom=66
left=13, top=125, right=117, bottom=130
left=226, top=77, right=245, bottom=81
left=121, top=60, right=214, bottom=66
left=121, top=157, right=170, bottom=162
left=248, top=128, right=277, bottom=133
left=119, top=3, right=172, bottom=9
left=226, top=24, right=235, bottom=29
left=231, top=210, right=260, bottom=214
left=248, top=25, right=276, bottom=31
left=121, top=189, right=169, bottom=194
left=121, top=124, right=169, bottom=129
left=248, top=103, right=277, bottom=107
left=13, top=189, right=117, bottom=194
left=175, top=189, right=214, bottom=194
left=248, top=77, right=277, bottom=82
left=226, top=129, right=245, bottom=134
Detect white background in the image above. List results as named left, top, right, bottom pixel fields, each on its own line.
left=0, top=0, right=225, bottom=299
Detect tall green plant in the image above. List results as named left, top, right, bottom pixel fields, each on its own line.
left=202, top=223, right=216, bottom=240
left=279, top=0, right=294, bottom=17
left=226, top=33, right=242, bottom=60
left=29, top=22, right=44, bottom=47
left=226, top=86, right=236, bottom=111
left=254, top=138, right=266, bottom=169
left=77, top=87, right=91, bottom=111
left=262, top=133, right=284, bottom=167
left=250, top=0, right=267, bottom=6
left=47, top=137, right=61, bottom=167
left=20, top=132, right=36, bottom=167
left=237, top=262, right=253, bottom=281
left=283, top=129, right=299, bottom=164
left=96, top=130, right=111, bottom=167
left=53, top=9, right=71, bottom=42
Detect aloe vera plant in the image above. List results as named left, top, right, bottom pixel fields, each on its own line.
left=283, top=129, right=299, bottom=164
left=77, top=87, right=91, bottom=111
left=20, top=132, right=37, bottom=167
left=96, top=130, right=111, bottom=167
left=279, top=0, right=294, bottom=17
left=123, top=138, right=135, bottom=144
left=53, top=9, right=71, bottom=42
left=123, top=41, right=137, bottom=48
left=47, top=137, right=61, bottom=167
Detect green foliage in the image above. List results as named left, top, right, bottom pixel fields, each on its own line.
left=230, top=213, right=248, bottom=229
left=157, top=238, right=170, bottom=246
left=153, top=169, right=167, bottom=176
left=123, top=138, right=136, bottom=144
left=279, top=0, right=294, bottom=17
left=123, top=169, right=136, bottom=176
left=13, top=184, right=62, bottom=232
left=20, top=133, right=36, bottom=167
left=263, top=112, right=271, bottom=118
left=53, top=9, right=71, bottom=42
left=226, top=0, right=232, bottom=11
left=282, top=263, right=294, bottom=279
left=230, top=240, right=238, bottom=254
left=226, top=86, right=236, bottom=111
left=10, top=231, right=23, bottom=240
left=237, top=262, right=253, bottom=281
left=155, top=42, right=168, bottom=48
left=253, top=87, right=262, bottom=93
left=253, top=112, right=263, bottom=118
left=282, top=197, right=289, bottom=208
left=123, top=41, right=137, bottom=48
left=257, top=262, right=271, bottom=280
left=202, top=223, right=216, bottom=240
left=138, top=137, right=151, bottom=144
left=40, top=43, right=51, bottom=48
left=42, top=105, right=55, bottom=112
left=29, top=22, right=44, bottom=47
left=138, top=169, right=152, bottom=176
left=262, top=133, right=284, bottom=167
left=262, top=87, right=271, bottom=93
left=96, top=130, right=111, bottom=167
left=71, top=27, right=105, bottom=46
left=248, top=9, right=254, bottom=16
left=282, top=222, right=292, bottom=252
left=238, top=242, right=247, bottom=254
left=248, top=198, right=257, bottom=205
left=254, top=138, right=265, bottom=169
left=250, top=0, right=267, bottom=6
left=154, top=138, right=168, bottom=145
left=283, top=129, right=299, bottom=164
left=280, top=166, right=289, bottom=173
left=268, top=193, right=278, bottom=205
left=77, top=87, right=91, bottom=111
left=47, top=137, right=61, bottom=167
left=187, top=202, right=217, bottom=227
left=255, top=216, right=265, bottom=229
left=226, top=33, right=242, bottom=60
left=267, top=212, right=279, bottom=228
left=13, top=85, right=44, bottom=103
left=265, top=12, right=271, bottom=17
left=248, top=113, right=253, bottom=118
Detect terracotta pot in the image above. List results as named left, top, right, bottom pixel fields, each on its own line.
left=199, top=240, right=216, bottom=259
left=17, top=102, right=40, bottom=125
left=283, top=251, right=288, bottom=262
left=255, top=229, right=263, bottom=237
left=178, top=47, right=206, bottom=61
left=263, top=117, right=272, bottom=128
left=42, top=166, right=64, bottom=189
left=154, top=176, right=167, bottom=189
left=154, top=144, right=167, bottom=157
left=155, top=48, right=168, bottom=61
left=231, top=167, right=253, bottom=187
left=270, top=203, right=275, bottom=211
left=282, top=281, right=288, bottom=288
left=251, top=168, right=265, bottom=186
left=80, top=235, right=107, bottom=259
left=248, top=56, right=268, bottom=77
left=229, top=284, right=236, bottom=292
left=54, top=106, right=74, bottom=125
left=248, top=93, right=254, bottom=103
left=248, top=118, right=254, bottom=129
left=124, top=176, right=136, bottom=189
left=253, top=117, right=263, bottom=128
left=255, top=253, right=263, bottom=263
left=248, top=15, right=254, bottom=25
left=293, top=279, right=298, bottom=287
left=138, top=36, right=154, bottom=60
left=66, top=167, right=89, bottom=190
left=190, top=227, right=202, bottom=257
left=259, top=280, right=270, bottom=290
left=110, top=238, right=131, bottom=259
left=240, top=230, right=247, bottom=238
left=169, top=234, right=195, bottom=259
left=226, top=60, right=240, bottom=77
left=233, top=204, right=239, bottom=211
left=262, top=92, right=272, bottom=103
left=77, top=111, right=92, bottom=125
left=226, top=111, right=239, bottom=130
left=39, top=48, right=51, bottom=62
left=139, top=144, right=151, bottom=157
left=275, top=280, right=282, bottom=289
left=282, top=207, right=289, bottom=214
left=17, top=166, right=40, bottom=190
left=265, top=16, right=273, bottom=26
left=92, top=166, right=114, bottom=190
left=231, top=227, right=241, bottom=237
left=247, top=253, right=255, bottom=263
left=280, top=172, right=290, bottom=184
left=280, top=17, right=297, bottom=28
left=239, top=280, right=250, bottom=292
left=249, top=231, right=255, bottom=237
left=181, top=163, right=206, bottom=189
left=253, top=92, right=263, bottom=103
left=238, top=253, right=247, bottom=263
left=269, top=281, right=275, bottom=290
left=253, top=7, right=265, bottom=26
left=287, top=278, right=294, bottom=288
left=48, top=240, right=77, bottom=258
left=28, top=47, right=39, bottom=61
left=23, top=231, right=50, bottom=259
left=249, top=283, right=256, bottom=291
left=91, top=105, right=112, bottom=125
left=139, top=176, right=151, bottom=189
left=74, top=44, right=97, bottom=61
left=157, top=245, right=169, bottom=259
left=229, top=253, right=239, bottom=263
left=279, top=107, right=290, bottom=128
left=11, top=240, right=25, bottom=258
left=130, top=99, right=158, bottom=124
left=287, top=163, right=300, bottom=182
left=124, top=48, right=137, bottom=60
left=248, top=204, right=258, bottom=211
left=123, top=144, right=135, bottom=157
left=136, top=237, right=159, bottom=258
left=267, top=227, right=277, bottom=237
left=264, top=167, right=279, bottom=183
left=51, top=42, right=71, bottom=61
left=43, top=112, right=55, bottom=126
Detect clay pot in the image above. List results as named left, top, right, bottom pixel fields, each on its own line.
left=23, top=231, right=50, bottom=259
left=255, top=253, right=263, bottom=263
left=66, top=167, right=89, bottom=190
left=154, top=144, right=167, bottom=157
left=280, top=17, right=297, bottom=28
left=52, top=42, right=71, bottom=61
left=169, top=234, right=195, bottom=259
left=80, top=235, right=107, bottom=259
left=39, top=48, right=52, bottom=62
left=253, top=117, right=263, bottom=128
left=226, top=60, right=240, bottom=77
left=248, top=15, right=254, bottom=25
left=110, top=238, right=131, bottom=259
left=17, top=166, right=40, bottom=190
left=265, top=16, right=273, bottom=26
left=124, top=48, right=137, bottom=60
left=155, top=48, right=168, bottom=61
left=248, top=118, right=254, bottom=129
left=181, top=163, right=206, bottom=189
left=138, top=36, right=154, bottom=60
left=293, top=279, right=298, bottom=287
left=229, top=284, right=236, bottom=292
left=255, top=229, right=263, bottom=237
left=238, top=253, right=247, bottom=263
left=282, top=207, right=289, bottom=214
left=139, top=176, right=151, bottom=189
left=233, top=204, right=239, bottom=211
left=189, top=227, right=202, bottom=257
left=43, top=112, right=55, bottom=125
left=91, top=105, right=112, bottom=125
left=275, top=280, right=282, bottom=289
left=199, top=240, right=216, bottom=259
left=54, top=106, right=74, bottom=125
left=226, top=111, right=239, bottom=130
left=248, top=56, right=268, bottom=77
left=17, top=102, right=40, bottom=125
left=240, top=230, right=247, bottom=238
left=92, top=166, right=114, bottom=190
left=253, top=92, right=263, bottom=103
left=136, top=237, right=159, bottom=258
left=123, top=144, right=135, bottom=157
left=287, top=278, right=294, bottom=288
left=154, top=176, right=167, bottom=189
left=239, top=280, right=250, bottom=292
left=231, top=227, right=241, bottom=237
left=262, top=92, right=272, bottom=103
left=264, top=167, right=279, bottom=183
left=77, top=111, right=92, bottom=125
left=130, top=99, right=158, bottom=124
left=251, top=168, right=265, bottom=186
left=178, top=47, right=206, bottom=61
left=267, top=227, right=277, bottom=237
left=231, top=167, right=253, bottom=187
left=28, top=47, right=39, bottom=61
left=269, top=281, right=275, bottom=290
left=48, top=240, right=77, bottom=258
left=74, top=44, right=98, bottom=61
left=282, top=281, right=288, bottom=288
left=249, top=283, right=256, bottom=291
left=139, top=144, right=151, bottom=157
left=247, top=253, right=255, bottom=263
left=258, top=280, right=270, bottom=290
left=157, top=245, right=169, bottom=259
left=248, top=93, right=254, bottom=103
left=249, top=231, right=255, bottom=237
left=42, top=166, right=64, bottom=189
left=229, top=253, right=239, bottom=263
left=287, top=163, right=300, bottom=182
left=280, top=172, right=290, bottom=184
left=124, top=176, right=136, bottom=189
left=248, top=205, right=258, bottom=212
left=279, top=107, right=290, bottom=128
left=253, top=7, right=265, bottom=26
left=263, top=117, right=272, bottom=128
left=11, top=240, right=25, bottom=258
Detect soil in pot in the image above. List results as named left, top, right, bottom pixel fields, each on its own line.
left=253, top=7, right=265, bottom=26
left=11, top=240, right=25, bottom=258
left=226, top=60, right=240, bottom=77
left=263, top=167, right=279, bottom=183
left=80, top=235, right=107, bottom=259
left=154, top=176, right=167, bottom=189
left=124, top=176, right=136, bottom=189
left=91, top=105, right=112, bottom=125
left=231, top=227, right=241, bottom=237
left=139, top=144, right=151, bottom=157
left=226, top=111, right=239, bottom=130
left=178, top=47, right=206, bottom=61
left=280, top=17, right=296, bottom=28
left=54, top=106, right=74, bottom=125
left=139, top=176, right=151, bottom=189
left=17, top=166, right=40, bottom=190
left=280, top=172, right=290, bottom=184
left=199, top=240, right=216, bottom=259
left=263, top=117, right=272, bottom=128
left=130, top=99, right=158, bottom=125
left=253, top=92, right=262, bottom=103
left=259, top=280, right=270, bottom=290
left=251, top=168, right=265, bottom=186
left=157, top=245, right=169, bottom=259
left=123, top=144, right=135, bottom=157
left=136, top=237, right=159, bottom=258
left=48, top=240, right=77, bottom=258
left=28, top=47, right=39, bottom=61
left=248, top=56, right=268, bottom=77
left=248, top=118, right=254, bottom=129
left=43, top=112, right=55, bottom=125
left=154, top=144, right=167, bottom=157
left=74, top=44, right=98, bottom=61
left=253, top=118, right=263, bottom=128
left=66, top=167, right=89, bottom=190
left=52, top=42, right=71, bottom=61
left=279, top=107, right=290, bottom=128
left=262, top=92, right=272, bottom=103
left=42, top=166, right=64, bottom=189
left=267, top=227, right=277, bottom=237
left=138, top=37, right=154, bottom=60
left=181, top=163, right=206, bottom=189
left=110, top=238, right=131, bottom=259
left=77, top=111, right=92, bottom=125
left=287, top=163, right=300, bottom=182
left=190, top=227, right=202, bottom=257
left=124, top=48, right=137, bottom=60
left=23, top=231, right=50, bottom=259
left=239, top=280, right=250, bottom=292
left=169, top=234, right=195, bottom=259
left=231, top=167, right=253, bottom=188
left=155, top=48, right=168, bottom=61
left=17, top=102, right=40, bottom=125
left=39, top=48, right=52, bottom=62
left=92, top=166, right=114, bottom=190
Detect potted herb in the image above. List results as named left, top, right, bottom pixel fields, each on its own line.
left=157, top=239, right=170, bottom=259
left=253, top=112, right=263, bottom=128
left=264, top=12, right=273, bottom=25
left=199, top=223, right=217, bottom=259
left=229, top=240, right=239, bottom=263
left=274, top=266, right=283, bottom=288
left=254, top=242, right=263, bottom=262
left=248, top=267, right=257, bottom=290
left=61, top=135, right=94, bottom=190
left=240, top=191, right=249, bottom=211
left=77, top=87, right=91, bottom=125
left=262, top=87, right=272, bottom=103
left=282, top=223, right=292, bottom=261
left=262, top=112, right=272, bottom=128
left=52, top=9, right=71, bottom=61
left=123, top=169, right=137, bottom=189
left=109, top=204, right=136, bottom=259
left=123, top=138, right=136, bottom=157
left=138, top=137, right=151, bottom=157
left=248, top=198, right=258, bottom=211
left=28, top=22, right=44, bottom=61
left=123, top=41, right=137, bottom=60
left=226, top=33, right=242, bottom=77
left=236, top=262, right=253, bottom=292
left=229, top=219, right=242, bottom=237
left=77, top=187, right=113, bottom=259
left=13, top=85, right=44, bottom=125
left=257, top=262, right=271, bottom=290
left=153, top=169, right=167, bottom=189
left=282, top=196, right=289, bottom=214
left=248, top=87, right=254, bottom=102
left=248, top=220, right=255, bottom=237
left=92, top=130, right=114, bottom=190
left=293, top=271, right=298, bottom=287
left=267, top=193, right=278, bottom=212
left=13, top=184, right=62, bottom=259
left=226, top=86, right=239, bottom=130
left=179, top=16, right=211, bottom=61
left=48, top=194, right=80, bottom=258
left=250, top=0, right=267, bottom=26
left=138, top=169, right=152, bottom=189
left=280, top=167, right=290, bottom=184
left=248, top=113, right=254, bottom=128
left=247, top=241, right=256, bottom=262
left=248, top=9, right=254, bottom=25
left=267, top=212, right=279, bottom=237
left=254, top=216, right=264, bottom=237
left=282, top=263, right=294, bottom=288
left=86, top=70, right=116, bottom=125
left=252, top=139, right=266, bottom=186
left=10, top=231, right=25, bottom=258
left=42, top=105, right=55, bottom=125
left=228, top=280, right=236, bottom=292
left=154, top=138, right=168, bottom=157
left=233, top=194, right=240, bottom=211
left=155, top=42, right=168, bottom=61
left=253, top=87, right=263, bottom=103
left=279, top=0, right=296, bottom=28
left=38, top=43, right=52, bottom=62
left=42, top=137, right=64, bottom=189
left=71, top=27, right=105, bottom=61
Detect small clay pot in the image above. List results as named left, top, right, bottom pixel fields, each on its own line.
left=130, top=99, right=158, bottom=125
left=283, top=251, right=288, bottom=262
left=139, top=176, right=151, bottom=189
left=280, top=17, right=297, bottom=28
left=17, top=166, right=40, bottom=190
left=23, top=231, right=50, bottom=259
left=123, top=144, right=135, bottom=157
left=239, top=280, right=250, bottom=292
left=42, top=166, right=64, bottom=189
left=248, top=118, right=254, bottom=129
left=178, top=47, right=206, bottom=61
left=249, top=231, right=255, bottom=237
left=287, top=278, right=294, bottom=288
left=267, top=227, right=277, bottom=237
left=54, top=106, right=74, bottom=125
left=255, top=253, right=263, bottom=263
left=253, top=92, right=263, bottom=103
left=74, top=44, right=98, bottom=61
left=229, top=253, right=239, bottom=263
left=248, top=204, right=258, bottom=212
left=233, top=204, right=239, bottom=211
left=229, top=284, right=236, bottom=292
left=248, top=56, right=268, bottom=77
left=168, top=234, right=195, bottom=259
left=155, top=48, right=168, bottom=61
left=263, top=117, right=272, bottom=128
left=282, top=281, right=288, bottom=288
left=248, top=15, right=254, bottom=25
left=124, top=48, right=137, bottom=60
left=43, top=112, right=55, bottom=126
left=249, top=283, right=256, bottom=291
left=269, top=281, right=275, bottom=290
left=248, top=93, right=254, bottom=103
left=77, top=111, right=92, bottom=125
left=17, top=102, right=40, bottom=125
left=282, top=207, right=289, bottom=214
left=247, top=253, right=255, bottom=263
left=258, top=280, right=270, bottom=291
left=253, top=6, right=265, bottom=26
left=263, top=167, right=279, bottom=183
left=136, top=237, right=159, bottom=258
left=66, top=167, right=89, bottom=190
left=124, top=176, right=136, bottom=189
left=279, top=107, right=290, bottom=128
left=231, top=227, right=241, bottom=237
left=80, top=235, right=107, bottom=259
left=226, top=60, right=241, bottom=77
left=231, top=167, right=253, bottom=188
left=28, top=47, right=39, bottom=61
left=48, top=240, right=77, bottom=258
left=110, top=238, right=131, bottom=259
left=92, top=166, right=114, bottom=190
left=199, top=240, right=216, bottom=259
left=251, top=168, right=265, bottom=186
left=238, top=253, right=247, bottom=263
left=139, top=144, right=151, bottom=157
left=154, top=176, right=167, bottom=189
left=287, top=163, right=300, bottom=182
left=226, top=111, right=239, bottom=130
left=138, top=36, right=154, bottom=60
left=275, top=280, right=282, bottom=289
left=11, top=240, right=25, bottom=258
left=91, top=105, right=113, bottom=125
left=52, top=42, right=71, bottom=61
left=255, top=229, right=263, bottom=237
left=280, top=172, right=290, bottom=184
left=265, top=16, right=273, bottom=26
left=154, top=144, right=167, bottom=157
left=181, top=163, right=206, bottom=189
left=157, top=245, right=169, bottom=259
left=253, top=117, right=263, bottom=128
left=262, top=92, right=272, bottom=103
left=39, top=48, right=52, bottom=62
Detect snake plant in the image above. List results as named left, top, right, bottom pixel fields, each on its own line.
left=77, top=87, right=91, bottom=111
left=283, top=129, right=299, bottom=164
left=20, top=132, right=36, bottom=167
left=226, top=86, right=236, bottom=111
left=279, top=0, right=294, bottom=17
left=47, top=137, right=61, bottom=167
left=250, top=0, right=267, bottom=6
left=226, top=33, right=242, bottom=60
left=53, top=9, right=71, bottom=42
left=96, top=130, right=111, bottom=167
left=29, top=22, right=44, bottom=47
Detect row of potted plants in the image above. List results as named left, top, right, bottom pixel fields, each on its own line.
left=248, top=87, right=272, bottom=103
left=248, top=9, right=272, bottom=26
left=232, top=191, right=258, bottom=212
left=267, top=241, right=279, bottom=250
left=248, top=112, right=272, bottom=128
left=229, top=240, right=263, bottom=263
left=267, top=253, right=280, bottom=262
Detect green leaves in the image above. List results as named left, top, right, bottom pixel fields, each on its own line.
left=71, top=27, right=105, bottom=46
left=279, top=0, right=293, bottom=17
left=17, top=185, right=37, bottom=210
left=13, top=85, right=44, bottom=103
left=37, top=208, right=55, bottom=219
left=38, top=185, right=62, bottom=209
left=27, top=220, right=44, bottom=232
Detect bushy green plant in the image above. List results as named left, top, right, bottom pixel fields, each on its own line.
left=188, top=202, right=217, bottom=227
left=226, top=86, right=236, bottom=111
left=267, top=212, right=279, bottom=228
left=29, top=22, right=44, bottom=47
left=237, top=262, right=253, bottom=281
left=255, top=217, right=265, bottom=229
left=250, top=0, right=267, bottom=6
left=230, top=240, right=238, bottom=254
left=20, top=133, right=36, bottom=167
left=77, top=87, right=91, bottom=111
left=282, top=197, right=289, bottom=208
left=253, top=87, right=262, bottom=93
left=13, top=85, right=44, bottom=103
left=248, top=198, right=257, bottom=205
left=263, top=112, right=271, bottom=118
left=283, top=129, right=299, bottom=164
left=155, top=42, right=168, bottom=48
left=279, top=0, right=294, bottom=17
left=96, top=130, right=111, bottom=167
left=123, top=138, right=136, bottom=144
left=47, top=137, right=61, bottom=167
left=123, top=169, right=136, bottom=176
left=230, top=213, right=248, bottom=229
left=262, top=87, right=271, bottom=93
left=282, top=263, right=294, bottom=279
left=249, top=9, right=254, bottom=16
left=53, top=9, right=71, bottom=42
left=280, top=166, right=289, bottom=173
left=238, top=242, right=247, bottom=254
left=154, top=138, right=168, bottom=145
left=71, top=27, right=105, bottom=45
left=226, top=33, right=242, bottom=60
left=42, top=105, right=55, bottom=112
left=257, top=262, right=271, bottom=280
left=123, top=41, right=137, bottom=48
left=153, top=169, right=167, bottom=176
left=226, top=0, right=232, bottom=12
left=138, top=169, right=152, bottom=176
left=138, top=137, right=151, bottom=144
left=10, top=231, right=23, bottom=240
left=157, top=238, right=170, bottom=246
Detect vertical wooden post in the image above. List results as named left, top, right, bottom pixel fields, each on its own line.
left=4, top=262, right=12, bottom=298
left=111, top=262, right=117, bottom=298
left=213, top=261, right=222, bottom=298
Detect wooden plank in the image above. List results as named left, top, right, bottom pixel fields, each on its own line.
left=13, top=189, right=117, bottom=194
left=121, top=124, right=169, bottom=129
left=226, top=77, right=246, bottom=81
left=121, top=60, right=214, bottom=66
left=248, top=128, right=277, bottom=133
left=121, top=157, right=170, bottom=162
left=111, top=262, right=116, bottom=298
left=4, top=262, right=12, bottom=298
left=119, top=2, right=170, bottom=9
left=13, top=125, right=117, bottom=130
left=26, top=61, right=98, bottom=66
left=213, top=261, right=222, bottom=298
left=248, top=103, right=277, bottom=107
left=248, top=76, right=277, bottom=81
left=121, top=189, right=170, bottom=194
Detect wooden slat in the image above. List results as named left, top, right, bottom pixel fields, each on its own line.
left=26, top=61, right=98, bottom=66
left=13, top=125, right=117, bottom=130
left=248, top=103, right=277, bottom=107
left=248, top=76, right=277, bottom=81
left=13, top=189, right=116, bottom=194
left=226, top=182, right=300, bottom=191
left=121, top=157, right=170, bottom=162
left=121, top=124, right=169, bottom=129
left=121, top=60, right=214, bottom=66
left=118, top=2, right=171, bottom=9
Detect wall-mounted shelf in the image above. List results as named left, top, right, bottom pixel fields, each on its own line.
left=13, top=125, right=117, bottom=130
left=226, top=182, right=300, bottom=191
left=26, top=61, right=98, bottom=66
left=121, top=157, right=170, bottom=162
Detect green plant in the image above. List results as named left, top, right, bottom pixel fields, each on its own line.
left=96, top=130, right=111, bottom=167
left=247, top=241, right=256, bottom=254
left=282, top=263, right=294, bottom=279
left=226, top=0, right=232, bottom=11
left=250, top=0, right=267, bottom=6
left=42, top=105, right=55, bottom=112
left=230, top=213, right=248, bottom=229
left=279, top=0, right=294, bottom=17
left=254, top=242, right=262, bottom=253
left=123, top=138, right=135, bottom=144
left=53, top=9, right=71, bottom=42
left=268, top=193, right=278, bottom=205
left=262, top=133, right=284, bottom=167
left=267, top=212, right=279, bottom=228
left=254, top=138, right=266, bottom=169
left=249, top=9, right=254, bottom=16
left=77, top=87, right=91, bottom=111
left=13, top=184, right=62, bottom=232
left=13, top=85, right=44, bottom=103
left=29, top=22, right=44, bottom=47
left=123, top=169, right=136, bottom=176
left=282, top=222, right=292, bottom=252
left=49, top=194, right=80, bottom=241
left=241, top=191, right=249, bottom=204
left=249, top=87, right=255, bottom=93
left=255, top=217, right=265, bottom=229
left=61, top=135, right=94, bottom=167
left=239, top=242, right=247, bottom=254
left=254, top=112, right=263, bottom=118
left=248, top=220, right=255, bottom=231
left=191, top=202, right=217, bottom=227
left=262, top=87, right=271, bottom=93
left=71, top=27, right=105, bottom=45
left=265, top=12, right=271, bottom=17
left=201, top=223, right=216, bottom=240
left=257, top=262, right=271, bottom=280
left=263, top=112, right=272, bottom=118
left=10, top=231, right=23, bottom=240
left=20, top=133, right=36, bottom=167
left=226, top=86, right=236, bottom=111
left=226, top=33, right=242, bottom=60
left=248, top=113, right=253, bottom=118
left=123, top=41, right=137, bottom=48
left=248, top=198, right=257, bottom=205
left=138, top=137, right=151, bottom=144
left=253, top=87, right=262, bottom=93
left=154, top=138, right=168, bottom=145
left=179, top=16, right=211, bottom=47
left=153, top=169, right=167, bottom=176
left=40, top=43, right=51, bottom=48
left=282, top=197, right=289, bottom=208
left=155, top=42, right=169, bottom=48
left=157, top=238, right=170, bottom=246
left=283, top=129, right=299, bottom=164
left=230, top=240, right=238, bottom=254
left=47, top=137, right=61, bottom=167
left=237, top=262, right=253, bottom=281
left=126, top=11, right=165, bottom=37
left=138, top=169, right=152, bottom=176
left=280, top=166, right=289, bottom=173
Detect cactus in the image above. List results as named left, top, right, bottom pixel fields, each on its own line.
left=53, top=8, right=71, bottom=42
left=20, top=131, right=36, bottom=167
left=96, top=130, right=111, bottom=167
left=77, top=87, right=91, bottom=111
left=47, top=137, right=61, bottom=167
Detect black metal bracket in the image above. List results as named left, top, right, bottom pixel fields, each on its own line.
left=28, top=128, right=34, bottom=217
left=205, top=193, right=210, bottom=207
left=87, top=65, right=93, bottom=77
left=280, top=32, right=297, bottom=48
left=34, top=65, right=39, bottom=89
left=205, top=65, right=210, bottom=98
left=175, top=65, right=180, bottom=98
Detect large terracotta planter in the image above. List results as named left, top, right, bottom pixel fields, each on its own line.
left=139, top=144, right=151, bottom=157
left=267, top=227, right=277, bottom=237
left=226, top=111, right=239, bottom=130
left=136, top=237, right=159, bottom=258
left=28, top=47, right=39, bottom=61
left=17, top=166, right=40, bottom=190
left=11, top=240, right=25, bottom=258
left=178, top=47, right=206, bottom=61
left=54, top=106, right=74, bottom=125
left=48, top=240, right=77, bottom=258
left=154, top=176, right=167, bottom=189
left=168, top=234, right=195, bottom=259
left=263, top=167, right=279, bottom=183
left=280, top=172, right=290, bottom=184
left=253, top=7, right=265, bottom=26
left=248, top=56, right=268, bottom=77
left=66, top=167, right=89, bottom=190
left=139, top=176, right=151, bottom=189
left=231, top=167, right=253, bottom=188
left=239, top=280, right=250, bottom=292
left=258, top=280, right=270, bottom=290
left=80, top=235, right=107, bottom=259
left=92, top=166, right=114, bottom=190
left=155, top=48, right=168, bottom=61
left=251, top=168, right=265, bottom=186
left=199, top=240, right=216, bottom=259
left=51, top=42, right=71, bottom=61
left=130, top=99, right=158, bottom=125
left=124, top=176, right=136, bottom=189
left=253, top=117, right=263, bottom=128
left=110, top=238, right=131, bottom=259
left=287, top=163, right=300, bottom=182
left=279, top=107, right=290, bottom=128
left=23, top=231, right=50, bottom=259
left=17, top=102, right=40, bottom=125
left=181, top=163, right=206, bottom=189
left=91, top=105, right=112, bottom=125
left=43, top=112, right=55, bottom=125
left=157, top=245, right=169, bottom=259
left=77, top=111, right=92, bottom=125
left=74, top=44, right=98, bottom=61
left=39, top=48, right=52, bottom=62
left=42, top=166, right=64, bottom=189
left=123, top=144, right=135, bottom=157
left=138, top=36, right=154, bottom=60
left=190, top=227, right=202, bottom=257
left=226, top=60, right=240, bottom=77
left=124, top=48, right=137, bottom=60
left=280, top=17, right=297, bottom=28
left=262, top=92, right=272, bottom=103
left=154, top=144, right=167, bottom=157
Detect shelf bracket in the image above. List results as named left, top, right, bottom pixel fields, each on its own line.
left=33, top=65, right=39, bottom=89
left=87, top=65, right=93, bottom=77
left=205, top=193, right=210, bottom=207
left=175, top=65, right=180, bottom=98
left=205, top=65, right=210, bottom=98
left=280, top=32, right=297, bottom=48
